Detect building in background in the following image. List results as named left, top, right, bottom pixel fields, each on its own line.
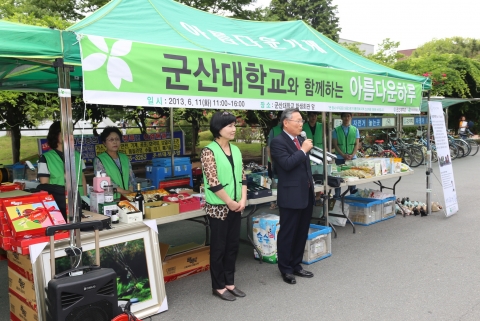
left=339, top=38, right=374, bottom=55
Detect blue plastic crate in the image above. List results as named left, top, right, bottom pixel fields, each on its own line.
left=146, top=164, right=193, bottom=187
left=302, top=224, right=332, bottom=264
left=152, top=157, right=191, bottom=167
left=380, top=196, right=396, bottom=221
left=344, top=197, right=383, bottom=226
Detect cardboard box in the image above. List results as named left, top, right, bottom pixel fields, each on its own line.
left=145, top=201, right=179, bottom=219
left=89, top=191, right=104, bottom=213
left=7, top=256, right=33, bottom=282
left=159, top=242, right=210, bottom=283
left=9, top=292, right=38, bottom=321
left=8, top=266, right=37, bottom=311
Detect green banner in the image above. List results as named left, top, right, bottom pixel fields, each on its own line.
left=80, top=35, right=422, bottom=114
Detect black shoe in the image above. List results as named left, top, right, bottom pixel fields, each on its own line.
left=281, top=273, right=296, bottom=284
left=293, top=269, right=314, bottom=278
left=227, top=287, right=246, bottom=297
left=212, top=289, right=236, bottom=301
left=350, top=188, right=358, bottom=195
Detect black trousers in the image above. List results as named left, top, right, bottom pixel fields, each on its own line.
left=277, top=187, right=313, bottom=274
left=208, top=210, right=241, bottom=289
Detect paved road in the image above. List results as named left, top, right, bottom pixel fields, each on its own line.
left=1, top=154, right=479, bottom=321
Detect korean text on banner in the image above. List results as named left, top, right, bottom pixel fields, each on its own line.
left=428, top=101, right=458, bottom=217
left=79, top=35, right=423, bottom=114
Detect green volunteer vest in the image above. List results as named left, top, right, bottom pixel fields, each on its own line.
left=272, top=124, right=282, bottom=137
left=335, top=125, right=357, bottom=155
left=43, top=149, right=84, bottom=196
left=97, top=152, right=130, bottom=198
left=302, top=122, right=323, bottom=149
left=203, top=141, right=243, bottom=205
left=268, top=124, right=282, bottom=162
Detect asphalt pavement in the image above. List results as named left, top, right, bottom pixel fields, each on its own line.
left=1, top=154, right=479, bottom=321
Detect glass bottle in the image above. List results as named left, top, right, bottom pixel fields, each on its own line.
left=134, top=183, right=145, bottom=219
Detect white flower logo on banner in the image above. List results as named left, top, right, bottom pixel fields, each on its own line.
left=83, top=35, right=133, bottom=89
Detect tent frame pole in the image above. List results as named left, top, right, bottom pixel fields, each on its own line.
left=55, top=58, right=80, bottom=248
left=426, top=92, right=432, bottom=215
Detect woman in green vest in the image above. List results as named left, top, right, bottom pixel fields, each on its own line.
left=93, top=126, right=136, bottom=198
left=201, top=111, right=247, bottom=302
left=38, top=121, right=87, bottom=195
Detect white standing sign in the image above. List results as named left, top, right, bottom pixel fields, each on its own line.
left=428, top=101, right=459, bottom=216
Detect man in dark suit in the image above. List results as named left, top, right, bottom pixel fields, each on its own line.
left=270, top=108, right=315, bottom=284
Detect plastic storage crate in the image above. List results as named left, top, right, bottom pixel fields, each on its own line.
left=152, top=157, right=191, bottom=167
left=344, top=197, right=383, bottom=226
left=381, top=196, right=396, bottom=220
left=302, top=224, right=332, bottom=264
left=146, top=164, right=193, bottom=187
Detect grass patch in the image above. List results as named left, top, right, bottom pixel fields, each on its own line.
left=0, top=136, right=44, bottom=165
left=197, top=141, right=263, bottom=159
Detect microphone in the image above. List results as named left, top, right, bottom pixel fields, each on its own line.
left=300, top=131, right=307, bottom=140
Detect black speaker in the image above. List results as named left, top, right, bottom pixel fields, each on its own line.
left=45, top=221, right=121, bottom=321
left=46, top=267, right=119, bottom=321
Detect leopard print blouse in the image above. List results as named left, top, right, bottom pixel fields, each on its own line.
left=201, top=147, right=246, bottom=220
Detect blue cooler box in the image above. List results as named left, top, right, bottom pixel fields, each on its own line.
left=344, top=196, right=383, bottom=226
left=302, top=224, right=332, bottom=264
left=146, top=164, right=193, bottom=187
left=152, top=157, right=191, bottom=167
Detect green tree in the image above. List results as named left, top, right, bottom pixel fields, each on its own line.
left=268, top=0, right=341, bottom=41
left=0, top=0, right=109, bottom=21
left=340, top=38, right=404, bottom=67
left=177, top=0, right=256, bottom=19
left=0, top=93, right=59, bottom=162
left=413, top=37, right=480, bottom=61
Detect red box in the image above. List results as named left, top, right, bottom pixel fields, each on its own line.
left=2, top=196, right=54, bottom=238
left=164, top=193, right=201, bottom=213
left=159, top=177, right=191, bottom=189
left=0, top=235, right=13, bottom=250
left=0, top=182, right=23, bottom=192
left=11, top=231, right=69, bottom=255
left=39, top=194, right=67, bottom=226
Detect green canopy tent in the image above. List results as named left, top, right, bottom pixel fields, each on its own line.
left=0, top=2, right=437, bottom=317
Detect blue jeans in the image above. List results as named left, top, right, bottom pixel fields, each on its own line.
left=334, top=158, right=356, bottom=198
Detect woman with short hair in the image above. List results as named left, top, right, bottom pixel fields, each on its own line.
left=201, top=111, right=248, bottom=301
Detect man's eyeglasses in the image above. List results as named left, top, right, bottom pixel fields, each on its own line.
left=288, top=119, right=305, bottom=124
left=106, top=138, right=121, bottom=143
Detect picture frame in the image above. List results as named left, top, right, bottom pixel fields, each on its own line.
left=32, top=222, right=167, bottom=320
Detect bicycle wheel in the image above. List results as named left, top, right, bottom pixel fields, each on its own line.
left=379, top=150, right=397, bottom=158
left=408, top=145, right=424, bottom=167
left=455, top=139, right=471, bottom=157
left=455, top=142, right=465, bottom=158
left=449, top=143, right=458, bottom=160
left=466, top=139, right=479, bottom=156
left=397, top=148, right=413, bottom=167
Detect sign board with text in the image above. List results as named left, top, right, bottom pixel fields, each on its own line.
left=428, top=101, right=458, bottom=217
left=38, top=131, right=185, bottom=165
left=79, top=35, right=423, bottom=114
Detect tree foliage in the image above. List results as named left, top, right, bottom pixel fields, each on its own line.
left=394, top=54, right=480, bottom=99
left=268, top=0, right=341, bottom=41
left=0, top=0, right=109, bottom=22
left=413, top=37, right=480, bottom=61
left=177, top=0, right=256, bottom=19
left=340, top=38, right=404, bottom=67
